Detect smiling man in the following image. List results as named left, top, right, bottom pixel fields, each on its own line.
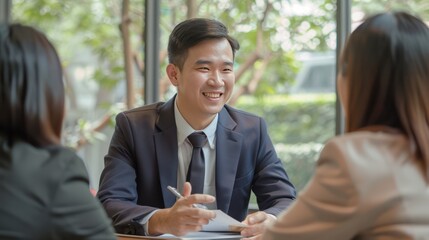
left=97, top=18, right=296, bottom=238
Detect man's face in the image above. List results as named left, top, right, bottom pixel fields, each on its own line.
left=168, top=38, right=235, bottom=129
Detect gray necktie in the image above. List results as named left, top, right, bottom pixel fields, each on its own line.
left=186, top=132, right=207, bottom=194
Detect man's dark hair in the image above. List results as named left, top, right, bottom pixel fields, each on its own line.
left=167, top=18, right=240, bottom=69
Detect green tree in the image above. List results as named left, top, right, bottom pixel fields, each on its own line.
left=12, top=0, right=143, bottom=148
left=160, top=0, right=337, bottom=103
left=12, top=0, right=338, bottom=148
left=12, top=0, right=427, bottom=191
left=354, top=0, right=429, bottom=19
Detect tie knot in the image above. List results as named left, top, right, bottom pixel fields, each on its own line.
left=187, top=132, right=207, bottom=148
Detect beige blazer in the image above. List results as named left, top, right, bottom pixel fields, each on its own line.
left=263, top=129, right=429, bottom=240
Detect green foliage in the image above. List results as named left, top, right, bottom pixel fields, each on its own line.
left=236, top=94, right=336, bottom=144
left=255, top=52, right=301, bottom=96
left=159, top=0, right=337, bottom=97
left=235, top=94, right=336, bottom=192
left=11, top=0, right=428, bottom=199
left=354, top=0, right=429, bottom=19
left=276, top=142, right=321, bottom=191
left=11, top=0, right=144, bottom=148
left=286, top=0, right=336, bottom=52
left=11, top=0, right=340, bottom=110
left=12, top=0, right=142, bottom=97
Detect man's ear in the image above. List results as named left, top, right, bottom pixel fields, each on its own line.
left=166, top=64, right=179, bottom=86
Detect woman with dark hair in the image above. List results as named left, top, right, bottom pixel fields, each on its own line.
left=262, top=11, right=429, bottom=239
left=0, top=24, right=116, bottom=239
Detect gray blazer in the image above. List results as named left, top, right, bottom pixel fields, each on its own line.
left=97, top=96, right=296, bottom=235
left=0, top=137, right=116, bottom=240
left=263, top=129, right=429, bottom=239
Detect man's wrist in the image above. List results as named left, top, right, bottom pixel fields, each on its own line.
left=139, top=210, right=158, bottom=236
left=146, top=208, right=169, bottom=236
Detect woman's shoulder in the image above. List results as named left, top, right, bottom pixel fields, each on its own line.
left=15, top=141, right=81, bottom=169
left=325, top=128, right=408, bottom=156
left=1, top=140, right=86, bottom=185
left=321, top=129, right=412, bottom=181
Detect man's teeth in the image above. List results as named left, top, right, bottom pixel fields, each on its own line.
left=203, top=93, right=221, bottom=98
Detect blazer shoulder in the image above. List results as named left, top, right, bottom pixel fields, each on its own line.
left=114, top=101, right=165, bottom=124
left=324, top=130, right=408, bottom=155
left=121, top=102, right=165, bottom=116
left=220, top=105, right=266, bottom=132
left=321, top=131, right=410, bottom=185
left=10, top=142, right=79, bottom=172
left=223, top=104, right=263, bottom=121
left=46, top=147, right=86, bottom=179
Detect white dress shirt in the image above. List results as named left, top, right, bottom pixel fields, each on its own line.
left=141, top=99, right=219, bottom=234
left=174, top=98, right=218, bottom=209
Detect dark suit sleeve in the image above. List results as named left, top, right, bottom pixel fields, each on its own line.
left=50, top=154, right=116, bottom=240
left=252, top=118, right=296, bottom=216
left=97, top=112, right=157, bottom=235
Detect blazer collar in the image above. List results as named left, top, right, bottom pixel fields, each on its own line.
left=154, top=99, right=244, bottom=211
left=154, top=96, right=179, bottom=207
left=215, top=107, right=243, bottom=212
left=155, top=96, right=176, bottom=132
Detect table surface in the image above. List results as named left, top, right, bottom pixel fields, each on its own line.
left=116, top=232, right=243, bottom=240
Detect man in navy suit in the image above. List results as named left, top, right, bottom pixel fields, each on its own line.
left=97, top=18, right=296, bottom=238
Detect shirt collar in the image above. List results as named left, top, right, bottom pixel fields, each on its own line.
left=174, top=98, right=217, bottom=149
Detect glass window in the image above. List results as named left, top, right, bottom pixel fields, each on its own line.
left=158, top=1, right=339, bottom=204
left=11, top=1, right=144, bottom=188
left=352, top=0, right=429, bottom=25
left=10, top=0, right=341, bottom=200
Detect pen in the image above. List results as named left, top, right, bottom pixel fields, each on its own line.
left=167, top=185, right=208, bottom=210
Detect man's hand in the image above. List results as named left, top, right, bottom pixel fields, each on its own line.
left=240, top=211, right=276, bottom=240
left=148, top=182, right=216, bottom=236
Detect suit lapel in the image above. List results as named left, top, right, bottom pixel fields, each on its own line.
left=215, top=108, right=243, bottom=212
left=154, top=98, right=179, bottom=208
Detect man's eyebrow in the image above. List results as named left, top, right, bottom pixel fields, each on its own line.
left=194, top=59, right=234, bottom=66
left=195, top=59, right=212, bottom=65
left=224, top=61, right=234, bottom=66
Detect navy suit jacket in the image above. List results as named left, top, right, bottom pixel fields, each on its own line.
left=98, top=97, right=296, bottom=235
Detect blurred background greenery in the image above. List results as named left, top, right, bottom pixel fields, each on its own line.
left=9, top=0, right=429, bottom=198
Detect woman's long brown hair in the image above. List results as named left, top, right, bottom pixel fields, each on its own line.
left=340, top=12, right=429, bottom=181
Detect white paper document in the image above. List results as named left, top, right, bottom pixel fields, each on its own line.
left=202, top=210, right=247, bottom=232
left=116, top=210, right=247, bottom=239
